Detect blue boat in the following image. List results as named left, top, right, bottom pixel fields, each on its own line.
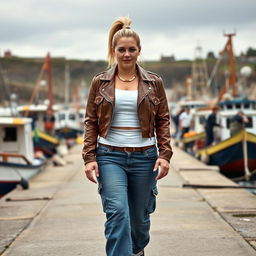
left=32, top=129, right=59, bottom=157
left=197, top=130, right=256, bottom=178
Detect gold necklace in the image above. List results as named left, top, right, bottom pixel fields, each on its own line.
left=117, top=74, right=136, bottom=82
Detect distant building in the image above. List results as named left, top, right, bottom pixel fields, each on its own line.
left=237, top=55, right=256, bottom=64
left=160, top=54, right=175, bottom=62
left=4, top=50, right=12, bottom=57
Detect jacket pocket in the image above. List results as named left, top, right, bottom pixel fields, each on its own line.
left=94, top=95, right=104, bottom=105
left=148, top=95, right=160, bottom=135
left=147, top=186, right=158, bottom=214
left=149, top=95, right=160, bottom=116
left=150, top=96, right=160, bottom=106
left=94, top=95, right=104, bottom=119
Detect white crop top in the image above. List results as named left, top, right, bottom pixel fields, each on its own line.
left=111, top=88, right=140, bottom=127
left=98, top=89, right=156, bottom=147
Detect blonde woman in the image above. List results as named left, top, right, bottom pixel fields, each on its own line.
left=82, top=17, right=173, bottom=256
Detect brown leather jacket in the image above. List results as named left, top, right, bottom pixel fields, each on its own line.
left=82, top=64, right=173, bottom=165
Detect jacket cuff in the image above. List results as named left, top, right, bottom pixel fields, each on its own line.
left=83, top=155, right=97, bottom=165
left=158, top=150, right=173, bottom=163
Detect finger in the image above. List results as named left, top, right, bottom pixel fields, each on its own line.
left=95, top=164, right=99, bottom=177
left=156, top=167, right=169, bottom=180
left=156, top=170, right=168, bottom=180
left=85, top=171, right=97, bottom=184
left=153, top=161, right=159, bottom=171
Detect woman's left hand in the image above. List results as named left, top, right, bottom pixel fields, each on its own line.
left=153, top=158, right=170, bottom=180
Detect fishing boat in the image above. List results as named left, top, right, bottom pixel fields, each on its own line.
left=17, top=104, right=60, bottom=156
left=0, top=117, right=45, bottom=197
left=180, top=107, right=211, bottom=150
left=196, top=33, right=256, bottom=179
left=198, top=130, right=256, bottom=177
left=55, top=108, right=83, bottom=139
left=197, top=99, right=256, bottom=179
left=17, top=54, right=60, bottom=157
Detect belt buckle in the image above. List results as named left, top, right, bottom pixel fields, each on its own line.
left=131, top=147, right=136, bottom=152
left=123, top=147, right=129, bottom=153
left=124, top=147, right=135, bottom=153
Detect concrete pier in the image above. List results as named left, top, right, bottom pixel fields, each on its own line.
left=0, top=145, right=256, bottom=256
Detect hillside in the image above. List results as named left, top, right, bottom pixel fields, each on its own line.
left=0, top=56, right=255, bottom=105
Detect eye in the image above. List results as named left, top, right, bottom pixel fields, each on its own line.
left=129, top=47, right=137, bottom=52
left=117, top=47, right=125, bottom=53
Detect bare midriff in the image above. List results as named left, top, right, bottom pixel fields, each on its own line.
left=111, top=126, right=140, bottom=130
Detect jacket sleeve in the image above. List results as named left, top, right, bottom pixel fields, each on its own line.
left=82, top=76, right=99, bottom=165
left=155, top=77, right=173, bottom=162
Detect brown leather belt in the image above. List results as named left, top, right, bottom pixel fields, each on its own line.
left=99, top=143, right=154, bottom=152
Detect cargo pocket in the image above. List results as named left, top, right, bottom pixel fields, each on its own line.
left=147, top=186, right=158, bottom=214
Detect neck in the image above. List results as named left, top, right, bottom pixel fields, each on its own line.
left=117, top=66, right=136, bottom=78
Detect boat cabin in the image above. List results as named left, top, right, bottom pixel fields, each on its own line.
left=17, top=104, right=60, bottom=131
left=218, top=99, right=256, bottom=140
left=179, top=100, right=207, bottom=114
left=193, top=108, right=213, bottom=133
left=0, top=118, right=34, bottom=164
left=54, top=108, right=83, bottom=138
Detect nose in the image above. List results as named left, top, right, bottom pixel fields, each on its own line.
left=124, top=50, right=130, bottom=56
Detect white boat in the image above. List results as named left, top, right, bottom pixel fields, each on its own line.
left=17, top=103, right=60, bottom=131
left=54, top=108, right=83, bottom=139
left=0, top=117, right=45, bottom=197
left=218, top=99, right=256, bottom=140
left=178, top=100, right=208, bottom=114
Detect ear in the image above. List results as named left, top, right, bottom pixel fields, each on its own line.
left=138, top=46, right=141, bottom=55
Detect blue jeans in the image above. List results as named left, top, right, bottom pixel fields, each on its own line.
left=96, top=144, right=158, bottom=256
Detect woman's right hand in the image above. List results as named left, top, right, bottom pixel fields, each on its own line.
left=84, top=161, right=99, bottom=184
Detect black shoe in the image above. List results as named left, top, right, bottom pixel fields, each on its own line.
left=132, top=249, right=144, bottom=256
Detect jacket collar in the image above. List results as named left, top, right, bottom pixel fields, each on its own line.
left=100, top=64, right=155, bottom=82
left=99, top=64, right=154, bottom=106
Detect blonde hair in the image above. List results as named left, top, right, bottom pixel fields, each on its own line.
left=107, top=17, right=141, bottom=66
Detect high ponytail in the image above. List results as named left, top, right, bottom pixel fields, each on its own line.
left=107, top=17, right=141, bottom=67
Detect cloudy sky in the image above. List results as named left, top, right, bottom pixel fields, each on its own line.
left=1, top=0, right=256, bottom=61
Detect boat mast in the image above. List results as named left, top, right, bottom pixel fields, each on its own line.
left=64, top=62, right=70, bottom=107
left=25, top=52, right=54, bottom=116
left=192, top=45, right=209, bottom=99
left=0, top=61, right=14, bottom=115
left=217, top=33, right=237, bottom=102
left=45, top=53, right=54, bottom=112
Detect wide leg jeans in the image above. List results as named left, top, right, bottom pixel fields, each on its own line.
left=96, top=144, right=158, bottom=256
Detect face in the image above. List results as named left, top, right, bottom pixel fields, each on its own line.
left=113, top=37, right=141, bottom=69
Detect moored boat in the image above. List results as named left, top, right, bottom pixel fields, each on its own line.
left=18, top=104, right=60, bottom=156
left=197, top=130, right=256, bottom=178
left=55, top=108, right=83, bottom=139
left=181, top=33, right=256, bottom=180
left=0, top=117, right=45, bottom=197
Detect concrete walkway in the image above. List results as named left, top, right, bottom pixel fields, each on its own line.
left=0, top=145, right=256, bottom=255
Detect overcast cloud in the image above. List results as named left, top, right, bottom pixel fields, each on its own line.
left=0, top=0, right=256, bottom=60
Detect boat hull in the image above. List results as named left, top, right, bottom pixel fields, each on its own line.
left=33, top=129, right=59, bottom=157
left=55, top=127, right=83, bottom=139
left=0, top=160, right=45, bottom=197
left=198, top=131, right=256, bottom=178
left=209, top=140, right=256, bottom=177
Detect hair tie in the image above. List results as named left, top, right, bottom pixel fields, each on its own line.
left=124, top=25, right=131, bottom=29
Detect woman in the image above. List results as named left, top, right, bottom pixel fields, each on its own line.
left=82, top=17, right=173, bottom=256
